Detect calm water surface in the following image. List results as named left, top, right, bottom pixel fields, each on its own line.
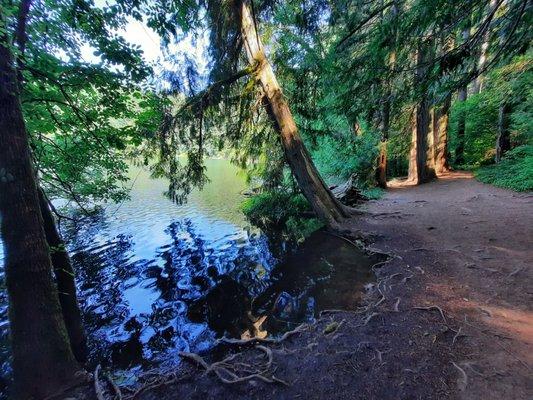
left=0, top=159, right=383, bottom=387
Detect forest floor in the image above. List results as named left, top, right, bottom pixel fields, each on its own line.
left=77, top=172, right=532, bottom=400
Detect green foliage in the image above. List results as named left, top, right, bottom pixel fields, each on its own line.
left=449, top=54, right=533, bottom=168
left=312, top=122, right=380, bottom=186
left=241, top=190, right=323, bottom=241
left=241, top=191, right=310, bottom=227
left=361, top=187, right=385, bottom=200
left=476, top=145, right=533, bottom=191
left=5, top=0, right=163, bottom=211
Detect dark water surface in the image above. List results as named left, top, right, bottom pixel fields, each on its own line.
left=0, top=159, right=383, bottom=388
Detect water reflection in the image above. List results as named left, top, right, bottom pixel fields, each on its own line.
left=0, top=159, right=383, bottom=388
left=70, top=207, right=276, bottom=374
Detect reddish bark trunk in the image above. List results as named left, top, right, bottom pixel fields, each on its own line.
left=434, top=95, right=452, bottom=174
left=408, top=43, right=436, bottom=184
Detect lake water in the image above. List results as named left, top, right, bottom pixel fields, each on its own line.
left=0, top=159, right=383, bottom=388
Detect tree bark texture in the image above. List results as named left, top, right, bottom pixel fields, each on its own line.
left=38, top=190, right=88, bottom=362
left=408, top=43, right=436, bottom=184
left=0, top=27, right=81, bottom=399
left=433, top=94, right=452, bottom=174
left=375, top=2, right=399, bottom=188
left=495, top=102, right=512, bottom=162
left=472, top=0, right=498, bottom=94
left=455, top=86, right=467, bottom=165
left=376, top=54, right=395, bottom=188
left=237, top=0, right=348, bottom=227
left=455, top=27, right=470, bottom=165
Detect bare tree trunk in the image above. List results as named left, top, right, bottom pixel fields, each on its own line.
left=408, top=43, right=436, bottom=184
left=434, top=94, right=452, bottom=174
left=472, top=0, right=498, bottom=94
left=376, top=91, right=391, bottom=188
left=455, top=27, right=470, bottom=165
left=495, top=102, right=511, bottom=162
left=14, top=0, right=87, bottom=363
left=455, top=86, right=468, bottom=165
left=237, top=0, right=348, bottom=228
left=375, top=2, right=399, bottom=188
left=38, top=190, right=88, bottom=362
left=0, top=26, right=82, bottom=399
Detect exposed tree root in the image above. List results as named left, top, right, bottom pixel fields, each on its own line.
left=217, top=323, right=307, bottom=346
left=393, top=297, right=401, bottom=312
left=105, top=375, right=123, bottom=400
left=323, top=230, right=362, bottom=248
left=319, top=309, right=351, bottom=317
left=362, top=312, right=380, bottom=326
left=508, top=266, right=523, bottom=277
left=451, top=361, right=468, bottom=391
left=94, top=365, right=105, bottom=400
left=414, top=305, right=447, bottom=324
left=124, top=371, right=190, bottom=399
left=179, top=346, right=289, bottom=387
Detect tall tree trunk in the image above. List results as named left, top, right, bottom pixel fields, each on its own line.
left=472, top=0, right=498, bottom=94
left=0, top=28, right=82, bottom=399
left=455, top=86, right=467, bottom=165
left=14, top=0, right=87, bottom=363
left=455, top=27, right=470, bottom=165
left=495, top=102, right=511, bottom=162
left=38, top=190, right=88, bottom=362
left=434, top=94, right=452, bottom=174
left=237, top=0, right=348, bottom=228
left=375, top=2, right=399, bottom=188
left=376, top=97, right=390, bottom=188
left=408, top=43, right=436, bottom=184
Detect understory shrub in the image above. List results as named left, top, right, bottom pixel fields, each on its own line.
left=475, top=145, right=533, bottom=191
left=241, top=190, right=323, bottom=242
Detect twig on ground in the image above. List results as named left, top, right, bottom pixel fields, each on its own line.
left=393, top=297, right=401, bottom=312
left=451, top=362, right=468, bottom=391
left=363, top=312, right=380, bottom=326
left=414, top=305, right=447, bottom=324
left=452, top=327, right=463, bottom=345
left=374, top=281, right=386, bottom=307
left=508, top=266, right=523, bottom=277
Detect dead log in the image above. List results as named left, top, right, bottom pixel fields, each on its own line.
left=330, top=175, right=366, bottom=206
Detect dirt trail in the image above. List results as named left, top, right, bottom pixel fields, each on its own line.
left=98, top=172, right=531, bottom=400
left=349, top=171, right=533, bottom=399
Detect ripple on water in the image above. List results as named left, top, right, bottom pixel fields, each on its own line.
left=0, top=159, right=384, bottom=390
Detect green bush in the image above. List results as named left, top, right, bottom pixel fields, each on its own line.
left=241, top=190, right=323, bottom=241
left=311, top=121, right=380, bottom=186
left=449, top=54, right=532, bottom=168
left=476, top=145, right=533, bottom=192
left=241, top=191, right=311, bottom=227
